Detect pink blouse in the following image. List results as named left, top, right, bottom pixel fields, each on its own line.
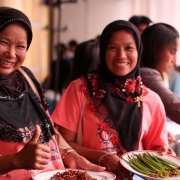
left=0, top=113, right=64, bottom=180
left=52, top=78, right=168, bottom=153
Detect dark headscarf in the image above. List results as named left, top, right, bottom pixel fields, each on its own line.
left=0, top=6, right=32, bottom=98
left=0, top=6, right=32, bottom=49
left=84, top=20, right=144, bottom=151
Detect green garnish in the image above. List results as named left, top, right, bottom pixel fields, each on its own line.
left=124, top=152, right=180, bottom=178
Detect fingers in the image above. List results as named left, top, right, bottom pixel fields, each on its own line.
left=167, top=148, right=176, bottom=156
left=88, top=163, right=106, bottom=172
left=160, top=146, right=176, bottom=156
left=30, top=125, right=41, bottom=143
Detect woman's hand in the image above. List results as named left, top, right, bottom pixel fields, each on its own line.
left=160, top=146, right=176, bottom=156
left=152, top=146, right=176, bottom=156
left=63, top=151, right=106, bottom=172
left=99, top=153, right=132, bottom=180
left=12, top=125, right=51, bottom=170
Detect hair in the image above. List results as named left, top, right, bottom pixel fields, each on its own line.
left=129, top=15, right=153, bottom=26
left=56, top=43, right=67, bottom=52
left=141, top=23, right=179, bottom=68
left=68, top=40, right=78, bottom=46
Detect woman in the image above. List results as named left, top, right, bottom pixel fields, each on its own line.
left=140, top=23, right=180, bottom=141
left=52, top=20, right=174, bottom=179
left=0, top=7, right=104, bottom=180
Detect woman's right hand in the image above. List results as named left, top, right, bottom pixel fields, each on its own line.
left=12, top=125, right=51, bottom=170
left=99, top=153, right=132, bottom=180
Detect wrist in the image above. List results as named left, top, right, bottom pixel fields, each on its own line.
left=99, top=152, right=117, bottom=165
left=60, top=148, right=76, bottom=160
left=0, top=154, right=17, bottom=175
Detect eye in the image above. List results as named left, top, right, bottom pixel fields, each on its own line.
left=17, top=45, right=27, bottom=50
left=126, top=45, right=136, bottom=51
left=107, top=44, right=116, bottom=50
left=0, top=40, right=8, bottom=45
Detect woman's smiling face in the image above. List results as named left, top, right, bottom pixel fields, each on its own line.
left=105, top=30, right=138, bottom=76
left=0, top=22, right=28, bottom=76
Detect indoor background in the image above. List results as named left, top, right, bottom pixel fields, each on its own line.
left=1, top=0, right=180, bottom=83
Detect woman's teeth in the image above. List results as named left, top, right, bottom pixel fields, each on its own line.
left=0, top=60, right=13, bottom=65
left=114, top=62, right=128, bottom=66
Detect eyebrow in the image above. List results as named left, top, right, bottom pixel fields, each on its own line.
left=108, top=41, right=136, bottom=46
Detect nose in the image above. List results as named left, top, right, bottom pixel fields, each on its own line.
left=172, top=54, right=177, bottom=65
left=5, top=46, right=16, bottom=58
left=117, top=48, right=126, bottom=59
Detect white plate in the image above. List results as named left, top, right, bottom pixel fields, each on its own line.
left=120, top=150, right=180, bottom=180
left=32, top=169, right=116, bottom=180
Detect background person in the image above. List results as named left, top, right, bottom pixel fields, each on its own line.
left=140, top=23, right=180, bottom=146
left=65, top=36, right=100, bottom=88
left=129, top=15, right=153, bottom=35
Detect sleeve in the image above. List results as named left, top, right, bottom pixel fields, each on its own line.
left=142, top=90, right=168, bottom=150
left=169, top=69, right=180, bottom=97
left=140, top=68, right=180, bottom=124
left=51, top=79, right=85, bottom=133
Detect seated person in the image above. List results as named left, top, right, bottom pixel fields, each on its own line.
left=52, top=20, right=174, bottom=179
left=0, top=7, right=105, bottom=179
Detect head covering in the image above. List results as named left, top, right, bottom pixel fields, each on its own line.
left=0, top=6, right=32, bottom=49
left=83, top=20, right=145, bottom=152
left=100, top=20, right=142, bottom=82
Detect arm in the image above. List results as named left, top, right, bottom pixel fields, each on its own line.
left=140, top=68, right=180, bottom=124
left=142, top=88, right=175, bottom=155
left=0, top=154, right=17, bottom=176
left=54, top=124, right=106, bottom=171
left=59, top=126, right=132, bottom=179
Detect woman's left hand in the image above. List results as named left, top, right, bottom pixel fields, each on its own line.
left=63, top=151, right=106, bottom=172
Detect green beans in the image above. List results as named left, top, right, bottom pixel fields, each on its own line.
left=125, top=152, right=180, bottom=178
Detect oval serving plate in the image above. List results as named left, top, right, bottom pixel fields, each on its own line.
left=32, top=169, right=116, bottom=180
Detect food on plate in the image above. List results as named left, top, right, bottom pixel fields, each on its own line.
left=124, top=152, right=180, bottom=178
left=49, top=170, right=97, bottom=180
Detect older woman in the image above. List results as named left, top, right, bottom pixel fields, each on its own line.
left=0, top=6, right=104, bottom=180
left=52, top=20, right=174, bottom=179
